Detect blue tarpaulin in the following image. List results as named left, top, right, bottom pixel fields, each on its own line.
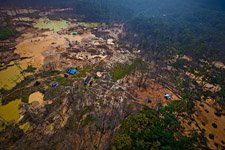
left=67, top=68, right=77, bottom=75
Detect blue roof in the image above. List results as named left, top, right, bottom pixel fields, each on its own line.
left=67, top=68, right=77, bottom=75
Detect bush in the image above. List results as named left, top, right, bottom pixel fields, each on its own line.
left=81, top=114, right=95, bottom=127
left=0, top=27, right=16, bottom=40
left=112, top=134, right=132, bottom=150
left=111, top=107, right=199, bottom=150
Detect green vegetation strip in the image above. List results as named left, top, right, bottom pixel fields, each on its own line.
left=112, top=58, right=146, bottom=81
left=78, top=22, right=101, bottom=28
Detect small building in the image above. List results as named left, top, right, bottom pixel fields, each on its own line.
left=51, top=81, right=58, bottom=88
left=64, top=74, right=69, bottom=78
left=84, top=76, right=92, bottom=85
left=165, top=94, right=171, bottom=100
left=67, top=68, right=77, bottom=75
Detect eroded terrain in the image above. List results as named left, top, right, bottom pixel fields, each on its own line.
left=0, top=7, right=224, bottom=150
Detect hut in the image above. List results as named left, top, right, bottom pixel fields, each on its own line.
left=84, top=76, right=91, bottom=85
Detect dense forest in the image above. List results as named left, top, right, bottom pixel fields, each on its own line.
left=5, top=0, right=222, bottom=62
left=112, top=105, right=200, bottom=150
left=71, top=0, right=225, bottom=62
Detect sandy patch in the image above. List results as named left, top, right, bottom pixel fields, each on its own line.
left=28, top=91, right=44, bottom=108
left=15, top=31, right=95, bottom=69
left=15, top=31, right=66, bottom=68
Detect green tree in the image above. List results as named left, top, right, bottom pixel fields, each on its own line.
left=111, top=107, right=199, bottom=150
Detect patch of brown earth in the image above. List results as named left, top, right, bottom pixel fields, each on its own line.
left=181, top=99, right=225, bottom=149
left=15, top=30, right=95, bottom=69
left=134, top=80, right=180, bottom=109
left=28, top=91, right=44, bottom=108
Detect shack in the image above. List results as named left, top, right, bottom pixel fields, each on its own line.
left=51, top=81, right=58, bottom=88
left=84, top=76, right=91, bottom=85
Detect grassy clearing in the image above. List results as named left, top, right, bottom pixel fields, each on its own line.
left=75, top=66, right=92, bottom=78
left=41, top=70, right=61, bottom=78
left=112, top=58, right=146, bottom=81
left=78, top=22, right=101, bottom=28
left=33, top=18, right=69, bottom=32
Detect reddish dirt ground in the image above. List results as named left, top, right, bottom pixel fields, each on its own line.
left=133, top=80, right=180, bottom=109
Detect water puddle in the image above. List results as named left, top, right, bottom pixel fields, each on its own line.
left=0, top=59, right=30, bottom=90
left=0, top=99, right=21, bottom=123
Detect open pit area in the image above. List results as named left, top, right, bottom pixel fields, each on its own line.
left=0, top=6, right=224, bottom=150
